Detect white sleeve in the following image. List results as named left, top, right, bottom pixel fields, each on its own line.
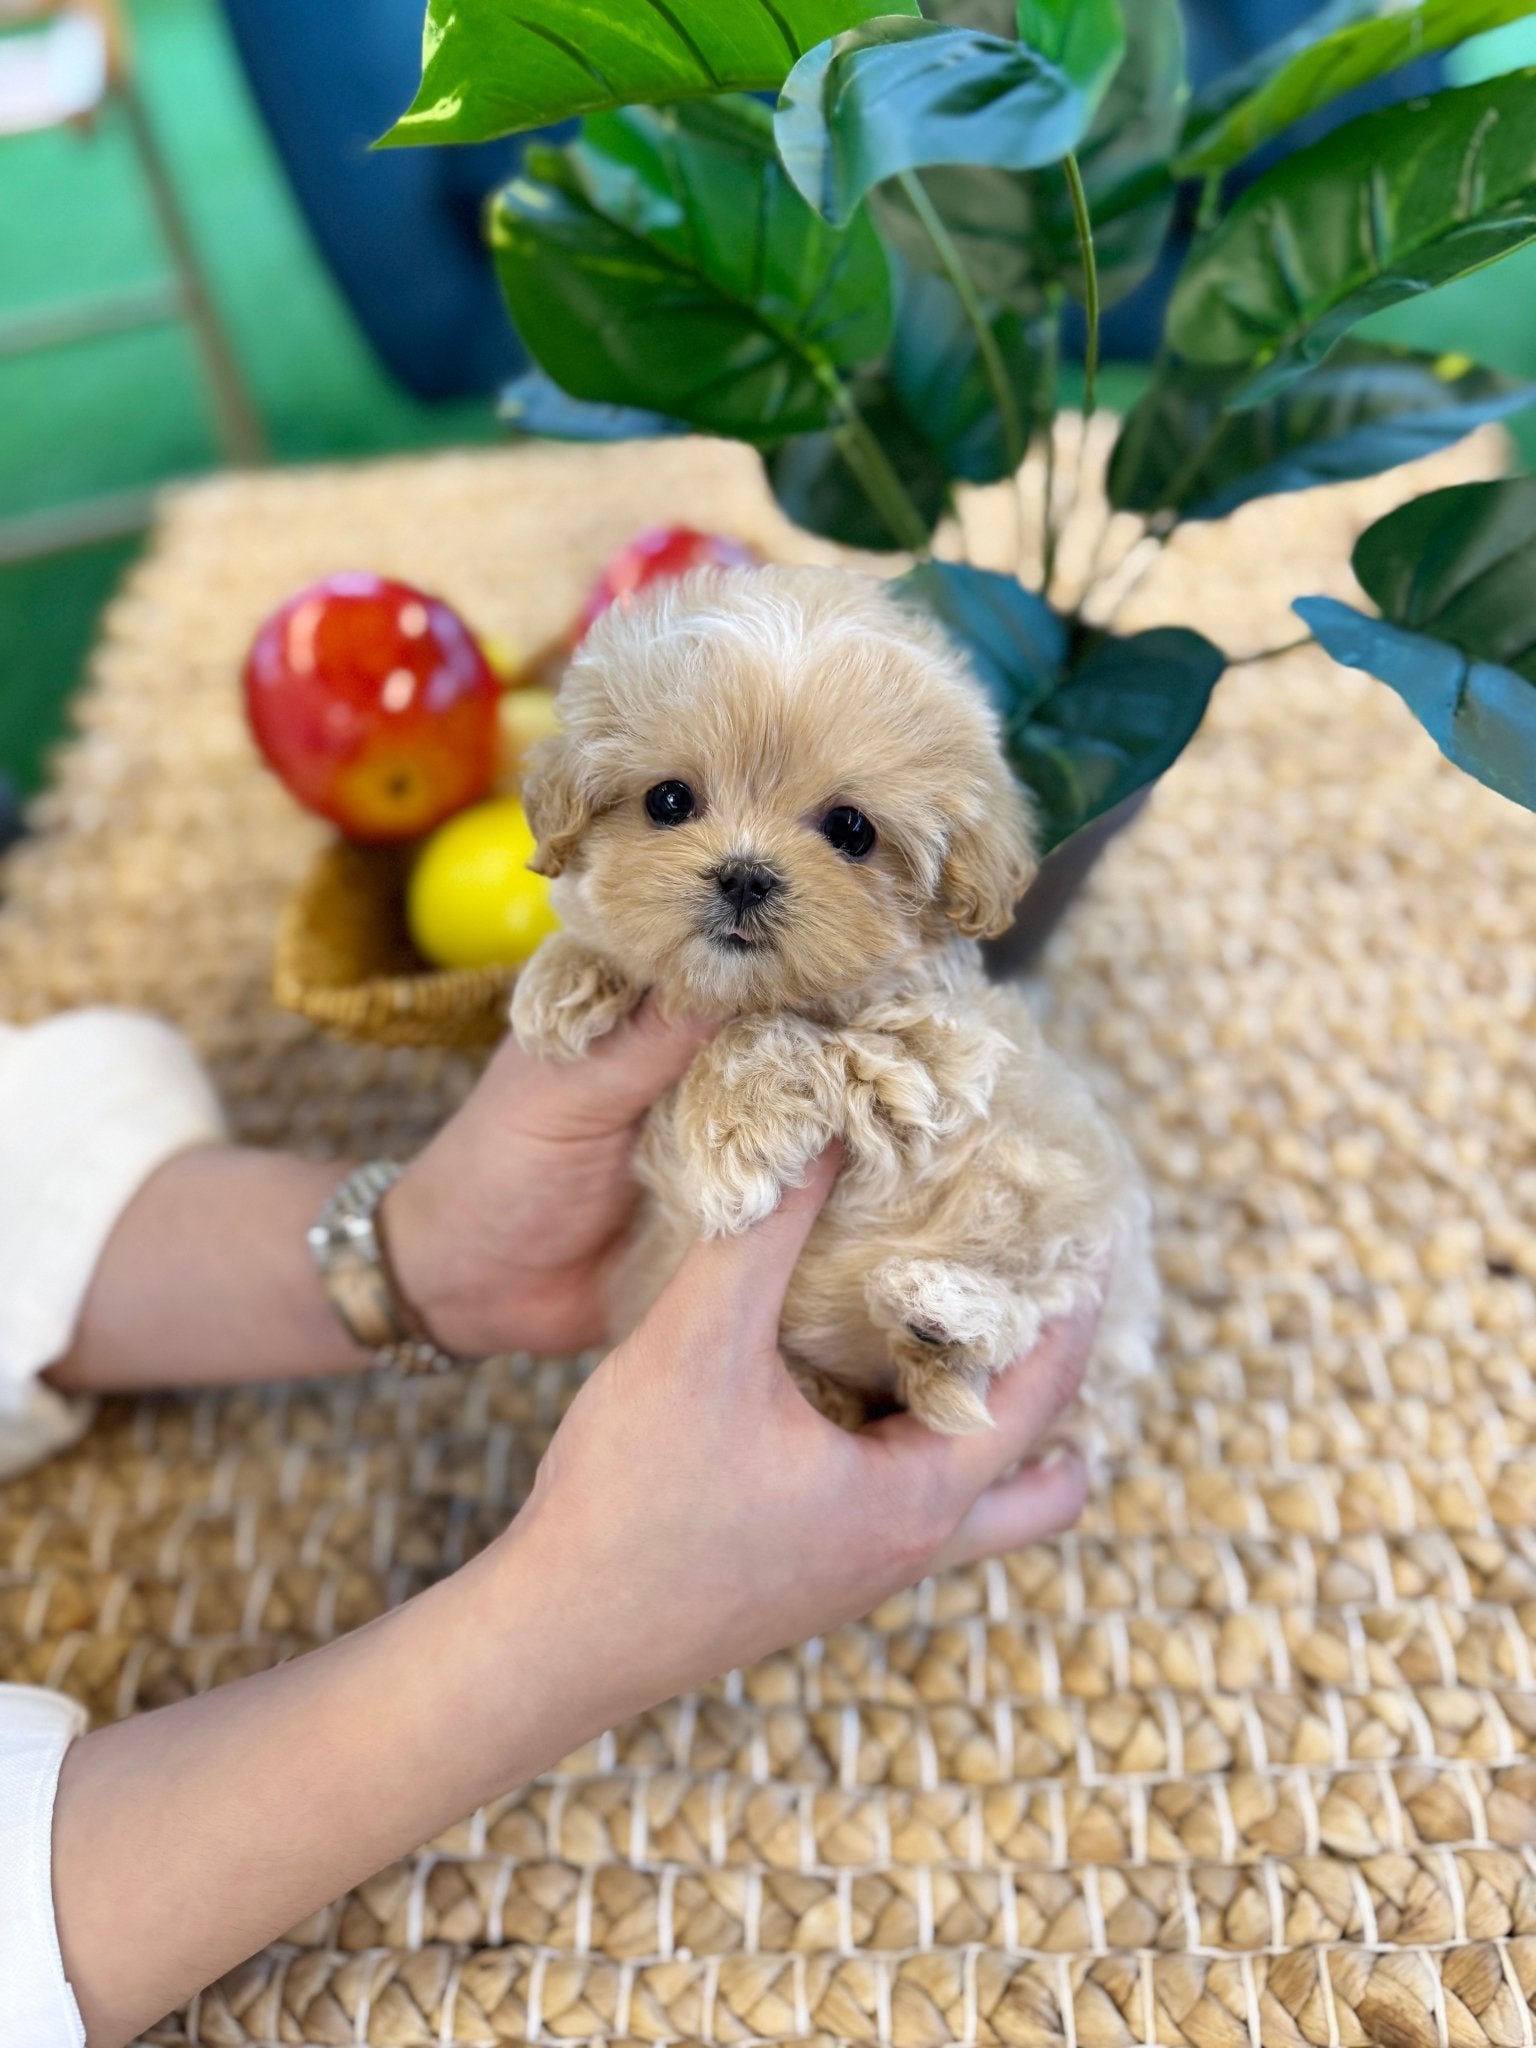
left=0, top=1685, right=88, bottom=2048
left=0, top=1008, right=226, bottom=1481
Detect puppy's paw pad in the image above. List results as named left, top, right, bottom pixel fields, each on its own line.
left=905, top=1320, right=947, bottom=1348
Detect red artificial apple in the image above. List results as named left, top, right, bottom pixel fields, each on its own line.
left=574, top=526, right=758, bottom=643
left=244, top=574, right=499, bottom=841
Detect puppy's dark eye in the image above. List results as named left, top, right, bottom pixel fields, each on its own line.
left=645, top=780, right=696, bottom=827
left=821, top=806, right=876, bottom=860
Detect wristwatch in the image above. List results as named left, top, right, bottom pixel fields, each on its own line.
left=307, top=1161, right=462, bottom=1374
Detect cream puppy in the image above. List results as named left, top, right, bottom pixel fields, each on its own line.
left=512, top=566, right=1156, bottom=1440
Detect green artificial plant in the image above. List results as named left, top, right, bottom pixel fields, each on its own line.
left=387, top=0, right=1536, bottom=853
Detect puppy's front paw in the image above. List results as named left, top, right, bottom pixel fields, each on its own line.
left=510, top=935, right=642, bottom=1061
left=867, top=1256, right=1037, bottom=1437
left=674, top=1018, right=836, bottom=1237
left=689, top=1121, right=825, bottom=1236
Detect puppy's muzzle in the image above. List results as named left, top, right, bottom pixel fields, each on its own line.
left=715, top=860, right=780, bottom=915
left=709, top=859, right=782, bottom=945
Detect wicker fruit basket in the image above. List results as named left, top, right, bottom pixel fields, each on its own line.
left=273, top=838, right=515, bottom=1048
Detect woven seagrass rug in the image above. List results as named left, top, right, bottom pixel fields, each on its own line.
left=2, top=428, right=1535, bottom=2048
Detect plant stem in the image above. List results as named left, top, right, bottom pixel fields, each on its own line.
left=1061, top=153, right=1100, bottom=421
left=1196, top=169, right=1225, bottom=232
left=830, top=399, right=933, bottom=554
left=1242, top=633, right=1314, bottom=663
left=895, top=170, right=1026, bottom=472
left=1038, top=301, right=1062, bottom=599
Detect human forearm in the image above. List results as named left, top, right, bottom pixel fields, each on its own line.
left=48, top=1147, right=365, bottom=1393
left=45, top=1158, right=1095, bottom=2048
left=40, top=1000, right=716, bottom=1396
left=50, top=1526, right=618, bottom=2047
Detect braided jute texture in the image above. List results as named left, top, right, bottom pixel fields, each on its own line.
left=3, top=427, right=1536, bottom=2047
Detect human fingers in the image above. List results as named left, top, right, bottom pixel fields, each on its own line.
left=663, top=1144, right=843, bottom=1354
left=929, top=1447, right=1088, bottom=1572
left=489, top=994, right=718, bottom=1138
left=867, top=1291, right=1100, bottom=1498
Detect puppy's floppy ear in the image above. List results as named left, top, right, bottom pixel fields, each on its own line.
left=941, top=760, right=1040, bottom=939
left=521, top=734, right=592, bottom=878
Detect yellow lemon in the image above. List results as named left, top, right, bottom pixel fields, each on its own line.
left=499, top=684, right=563, bottom=773
left=477, top=633, right=525, bottom=684
left=408, top=797, right=560, bottom=969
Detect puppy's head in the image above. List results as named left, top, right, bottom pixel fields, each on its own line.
left=523, top=566, right=1037, bottom=1013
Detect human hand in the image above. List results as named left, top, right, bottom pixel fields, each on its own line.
left=386, top=998, right=713, bottom=1356
left=49, top=1145, right=1093, bottom=2047
left=491, top=1147, right=1095, bottom=1722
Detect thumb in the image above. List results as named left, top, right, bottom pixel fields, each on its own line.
left=504, top=994, right=718, bottom=1138
left=667, top=1143, right=843, bottom=1351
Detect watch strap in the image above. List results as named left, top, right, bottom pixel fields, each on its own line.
left=307, top=1161, right=462, bottom=1375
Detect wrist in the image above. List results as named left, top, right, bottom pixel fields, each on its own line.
left=470, top=1507, right=641, bottom=1752
left=380, top=1151, right=492, bottom=1359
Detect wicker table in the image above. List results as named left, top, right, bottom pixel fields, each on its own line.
left=2, top=431, right=1534, bottom=2047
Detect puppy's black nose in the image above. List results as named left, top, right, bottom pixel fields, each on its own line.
left=715, top=860, right=780, bottom=917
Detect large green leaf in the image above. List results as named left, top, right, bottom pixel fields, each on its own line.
left=770, top=385, right=953, bottom=548
left=772, top=275, right=1040, bottom=546
left=774, top=17, right=1099, bottom=227
left=1296, top=597, right=1536, bottom=807
left=896, top=562, right=1224, bottom=850
left=1010, top=629, right=1227, bottom=849
left=885, top=270, right=1040, bottom=483
left=1108, top=345, right=1532, bottom=524
left=385, top=0, right=918, bottom=147
left=1296, top=477, right=1536, bottom=810
left=1178, top=0, right=1536, bottom=176
left=489, top=99, right=892, bottom=446
left=1352, top=476, right=1536, bottom=678
left=873, top=0, right=1185, bottom=313
left=1168, top=71, right=1536, bottom=406
left=898, top=561, right=1066, bottom=717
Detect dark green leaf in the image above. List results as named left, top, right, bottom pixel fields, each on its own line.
left=1108, top=344, right=1533, bottom=523
left=1012, top=628, right=1226, bottom=850
left=385, top=0, right=918, bottom=147
left=872, top=0, right=1185, bottom=313
left=768, top=268, right=1041, bottom=546
left=1178, top=0, right=1536, bottom=176
left=489, top=99, right=892, bottom=446
left=895, top=562, right=1224, bottom=850
left=1168, top=71, right=1536, bottom=405
left=774, top=17, right=1093, bottom=227
left=887, top=270, right=1040, bottom=483
left=896, top=561, right=1067, bottom=720
left=499, top=371, right=689, bottom=442
left=769, top=390, right=952, bottom=548
left=1296, top=595, right=1536, bottom=807
left=1351, top=476, right=1536, bottom=679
